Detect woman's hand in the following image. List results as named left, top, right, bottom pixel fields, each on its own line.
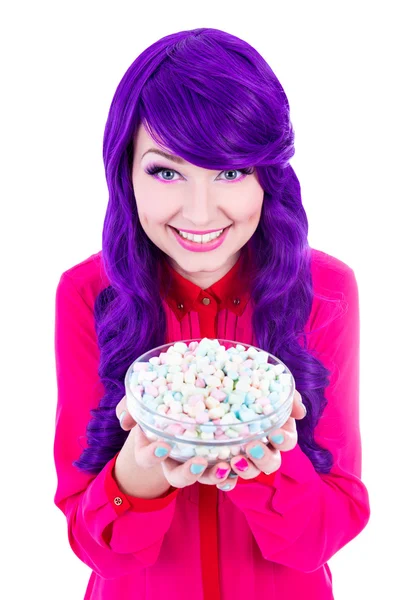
left=115, top=396, right=243, bottom=490
left=217, top=389, right=307, bottom=491
left=115, top=389, right=307, bottom=492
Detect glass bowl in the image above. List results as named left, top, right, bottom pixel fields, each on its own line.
left=124, top=338, right=295, bottom=466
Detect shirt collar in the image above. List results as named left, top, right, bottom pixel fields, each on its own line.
left=158, top=244, right=253, bottom=321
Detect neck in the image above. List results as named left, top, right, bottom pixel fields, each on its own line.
left=166, top=250, right=241, bottom=289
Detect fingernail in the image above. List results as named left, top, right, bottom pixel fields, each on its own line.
left=190, top=463, right=206, bottom=475
left=233, top=458, right=249, bottom=472
left=270, top=434, right=284, bottom=444
left=216, top=467, right=229, bottom=479
left=119, top=410, right=127, bottom=427
left=219, top=484, right=231, bottom=491
left=249, top=445, right=264, bottom=459
left=228, top=471, right=239, bottom=479
left=302, top=403, right=307, bottom=417
left=154, top=446, right=168, bottom=457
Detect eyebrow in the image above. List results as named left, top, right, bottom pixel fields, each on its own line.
left=141, top=149, right=186, bottom=165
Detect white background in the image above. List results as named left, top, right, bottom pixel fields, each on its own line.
left=1, top=1, right=399, bottom=598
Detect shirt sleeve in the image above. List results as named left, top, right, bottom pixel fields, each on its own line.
left=54, top=273, right=180, bottom=580
left=224, top=266, right=371, bottom=573
left=104, top=452, right=179, bottom=512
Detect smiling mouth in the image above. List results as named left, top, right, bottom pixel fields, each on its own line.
left=170, top=225, right=230, bottom=243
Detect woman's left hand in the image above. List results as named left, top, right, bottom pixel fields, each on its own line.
left=217, top=389, right=307, bottom=491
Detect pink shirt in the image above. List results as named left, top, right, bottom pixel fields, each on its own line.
left=54, top=247, right=370, bottom=599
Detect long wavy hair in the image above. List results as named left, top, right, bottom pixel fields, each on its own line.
left=74, top=27, right=336, bottom=475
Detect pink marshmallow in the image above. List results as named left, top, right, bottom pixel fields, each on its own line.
left=145, top=384, right=158, bottom=397
left=182, top=423, right=197, bottom=432
left=257, top=396, right=270, bottom=406
left=133, top=363, right=149, bottom=372
left=195, top=412, right=210, bottom=424
left=164, top=424, right=185, bottom=436
left=210, top=388, right=227, bottom=401
left=188, top=394, right=204, bottom=406
left=242, top=359, right=254, bottom=368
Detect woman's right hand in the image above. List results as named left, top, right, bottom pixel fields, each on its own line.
left=116, top=395, right=237, bottom=491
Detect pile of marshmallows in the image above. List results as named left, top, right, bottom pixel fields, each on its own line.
left=128, top=338, right=292, bottom=460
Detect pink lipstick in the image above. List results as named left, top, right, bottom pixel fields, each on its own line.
left=169, top=225, right=231, bottom=253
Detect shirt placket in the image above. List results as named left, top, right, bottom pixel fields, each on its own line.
left=195, top=291, right=219, bottom=339
left=196, top=290, right=222, bottom=600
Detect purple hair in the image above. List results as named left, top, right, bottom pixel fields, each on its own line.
left=74, top=27, right=335, bottom=475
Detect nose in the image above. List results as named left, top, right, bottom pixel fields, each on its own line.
left=181, top=185, right=217, bottom=226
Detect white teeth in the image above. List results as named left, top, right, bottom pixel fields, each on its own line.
left=177, top=229, right=224, bottom=243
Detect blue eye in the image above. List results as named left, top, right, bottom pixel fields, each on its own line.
left=145, top=165, right=178, bottom=180
left=221, top=168, right=254, bottom=180
left=144, top=164, right=254, bottom=181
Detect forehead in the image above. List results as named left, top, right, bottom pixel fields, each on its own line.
left=134, top=123, right=185, bottom=163
left=135, top=122, right=158, bottom=148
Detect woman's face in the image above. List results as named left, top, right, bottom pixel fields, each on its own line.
left=131, top=123, right=264, bottom=288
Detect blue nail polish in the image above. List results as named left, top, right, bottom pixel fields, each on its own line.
left=119, top=410, right=127, bottom=426
left=220, top=484, right=231, bottom=491
left=190, top=463, right=206, bottom=475
left=249, top=445, right=264, bottom=459
left=271, top=434, right=284, bottom=444
left=228, top=471, right=239, bottom=479
left=154, top=446, right=168, bottom=457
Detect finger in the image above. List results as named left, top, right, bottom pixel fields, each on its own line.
left=181, top=460, right=233, bottom=486
left=227, top=454, right=260, bottom=480
left=133, top=424, right=173, bottom=469
left=160, top=455, right=209, bottom=488
left=116, top=395, right=137, bottom=431
left=215, top=475, right=239, bottom=492
left=267, top=417, right=298, bottom=451
left=160, top=455, right=238, bottom=489
left=200, top=461, right=234, bottom=486
left=245, top=441, right=282, bottom=473
left=291, top=389, right=307, bottom=420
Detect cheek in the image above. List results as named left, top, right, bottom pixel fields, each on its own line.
left=231, top=191, right=264, bottom=222
left=137, top=202, right=171, bottom=224
left=134, top=184, right=173, bottom=225
left=248, top=197, right=264, bottom=219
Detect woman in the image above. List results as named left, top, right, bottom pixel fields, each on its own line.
left=54, top=27, right=370, bottom=599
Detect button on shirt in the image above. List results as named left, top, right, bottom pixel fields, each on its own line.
left=53, top=247, right=370, bottom=600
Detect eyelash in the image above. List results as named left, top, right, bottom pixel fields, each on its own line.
left=144, top=163, right=255, bottom=181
